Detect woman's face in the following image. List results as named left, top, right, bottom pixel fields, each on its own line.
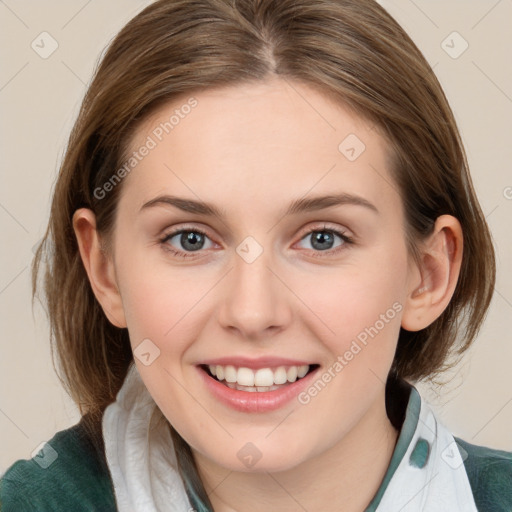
left=110, top=78, right=418, bottom=472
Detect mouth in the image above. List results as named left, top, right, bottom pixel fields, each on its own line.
left=199, top=363, right=320, bottom=393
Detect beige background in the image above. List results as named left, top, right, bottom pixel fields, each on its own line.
left=0, top=0, right=511, bottom=473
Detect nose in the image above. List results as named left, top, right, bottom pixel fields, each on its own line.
left=217, top=244, right=293, bottom=341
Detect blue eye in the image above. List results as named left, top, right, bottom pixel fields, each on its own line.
left=159, top=224, right=353, bottom=259
left=296, top=227, right=353, bottom=255
left=160, top=228, right=214, bottom=258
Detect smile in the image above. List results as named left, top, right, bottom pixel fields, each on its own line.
left=197, top=361, right=320, bottom=412
left=206, top=364, right=313, bottom=391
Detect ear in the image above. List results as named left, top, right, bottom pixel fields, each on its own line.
left=72, top=208, right=127, bottom=328
left=401, top=215, right=463, bottom=331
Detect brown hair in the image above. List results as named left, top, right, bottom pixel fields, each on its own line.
left=33, top=0, right=494, bottom=444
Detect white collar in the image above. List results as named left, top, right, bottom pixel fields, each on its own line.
left=103, top=364, right=478, bottom=512
left=102, top=364, right=192, bottom=512
left=367, top=384, right=478, bottom=511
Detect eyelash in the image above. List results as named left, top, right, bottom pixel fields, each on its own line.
left=158, top=224, right=354, bottom=259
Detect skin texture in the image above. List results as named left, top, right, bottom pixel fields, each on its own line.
left=73, top=78, right=463, bottom=511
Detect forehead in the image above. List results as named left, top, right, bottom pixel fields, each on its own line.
left=118, top=79, right=399, bottom=223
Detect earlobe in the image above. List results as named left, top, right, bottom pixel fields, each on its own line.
left=401, top=215, right=463, bottom=332
left=72, top=208, right=127, bottom=328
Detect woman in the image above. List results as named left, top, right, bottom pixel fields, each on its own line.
left=1, top=0, right=510, bottom=510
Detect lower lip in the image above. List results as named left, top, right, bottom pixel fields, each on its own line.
left=197, top=366, right=320, bottom=413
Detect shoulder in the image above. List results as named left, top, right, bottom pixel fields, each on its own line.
left=0, top=416, right=117, bottom=512
left=455, top=436, right=512, bottom=512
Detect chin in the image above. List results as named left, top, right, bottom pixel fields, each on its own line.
left=198, top=436, right=316, bottom=474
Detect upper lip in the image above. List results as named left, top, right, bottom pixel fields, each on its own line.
left=198, top=356, right=316, bottom=369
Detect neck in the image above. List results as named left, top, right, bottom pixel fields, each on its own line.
left=193, top=389, right=400, bottom=512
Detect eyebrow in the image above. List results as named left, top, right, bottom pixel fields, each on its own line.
left=140, top=192, right=379, bottom=218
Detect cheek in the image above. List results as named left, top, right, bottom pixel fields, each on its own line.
left=119, top=278, right=172, bottom=346
left=115, top=241, right=213, bottom=338
left=301, top=252, right=407, bottom=352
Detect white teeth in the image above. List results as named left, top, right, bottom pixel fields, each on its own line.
left=227, top=382, right=281, bottom=392
left=207, top=364, right=311, bottom=389
left=254, top=368, right=274, bottom=387
left=237, top=367, right=255, bottom=386
left=224, top=365, right=237, bottom=383
left=297, top=365, right=309, bottom=378
left=287, top=366, right=298, bottom=383
left=273, top=366, right=287, bottom=385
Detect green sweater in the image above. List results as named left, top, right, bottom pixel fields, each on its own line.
left=1, top=412, right=511, bottom=511
left=0, top=418, right=116, bottom=511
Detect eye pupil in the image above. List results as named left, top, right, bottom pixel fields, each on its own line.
left=182, top=231, right=204, bottom=251
left=311, top=231, right=334, bottom=251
